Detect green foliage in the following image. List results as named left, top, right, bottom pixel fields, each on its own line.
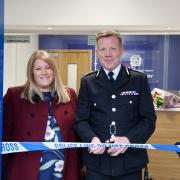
left=155, top=96, right=165, bottom=108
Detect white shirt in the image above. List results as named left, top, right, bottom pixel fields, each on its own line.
left=103, top=64, right=121, bottom=80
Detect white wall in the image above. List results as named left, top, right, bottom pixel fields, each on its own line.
left=5, top=0, right=180, bottom=26
left=3, top=34, right=38, bottom=94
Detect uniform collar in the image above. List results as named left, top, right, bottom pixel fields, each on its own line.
left=95, top=65, right=130, bottom=92
left=103, top=64, right=121, bottom=80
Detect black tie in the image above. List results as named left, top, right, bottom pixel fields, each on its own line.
left=108, top=71, right=114, bottom=82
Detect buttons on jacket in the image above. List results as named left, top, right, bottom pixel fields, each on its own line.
left=30, top=113, right=35, bottom=118
left=112, top=108, right=116, bottom=112
left=27, top=132, right=31, bottom=136
left=91, top=94, right=133, bottom=112
left=111, top=95, right=116, bottom=99
left=111, top=94, right=117, bottom=113
left=64, top=110, right=68, bottom=115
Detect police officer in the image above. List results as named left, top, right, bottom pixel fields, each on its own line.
left=75, top=30, right=156, bottom=180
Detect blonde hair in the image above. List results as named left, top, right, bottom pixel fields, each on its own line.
left=96, top=30, right=123, bottom=48
left=21, top=50, right=70, bottom=103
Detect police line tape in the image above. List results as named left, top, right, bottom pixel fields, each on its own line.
left=1, top=142, right=180, bottom=154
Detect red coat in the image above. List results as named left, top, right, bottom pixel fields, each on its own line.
left=3, top=87, right=82, bottom=180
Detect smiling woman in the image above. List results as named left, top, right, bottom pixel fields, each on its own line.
left=21, top=50, right=70, bottom=104
left=2, top=50, right=82, bottom=180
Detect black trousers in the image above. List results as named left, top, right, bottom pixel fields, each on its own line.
left=85, top=168, right=142, bottom=180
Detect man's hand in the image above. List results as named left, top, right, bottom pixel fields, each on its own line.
left=88, top=137, right=106, bottom=154
left=107, top=136, right=130, bottom=156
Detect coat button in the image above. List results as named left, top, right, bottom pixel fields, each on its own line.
left=129, top=100, right=133, bottom=104
left=27, top=132, right=31, bottom=136
left=112, top=108, right=116, bottom=112
left=94, top=103, right=96, bottom=106
left=30, top=113, right=35, bottom=118
left=64, top=110, right=68, bottom=115
left=112, top=95, right=116, bottom=99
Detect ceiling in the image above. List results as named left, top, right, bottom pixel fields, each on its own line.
left=5, top=25, right=180, bottom=35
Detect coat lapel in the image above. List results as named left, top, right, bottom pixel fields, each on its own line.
left=111, top=65, right=130, bottom=91
left=95, top=68, right=112, bottom=91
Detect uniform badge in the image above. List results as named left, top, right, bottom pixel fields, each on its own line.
left=120, top=91, right=139, bottom=96
left=130, top=54, right=142, bottom=68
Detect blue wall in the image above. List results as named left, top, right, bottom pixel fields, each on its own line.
left=0, top=0, right=4, bottom=175
left=39, top=34, right=180, bottom=91
left=39, top=35, right=96, bottom=69
left=168, top=36, right=180, bottom=90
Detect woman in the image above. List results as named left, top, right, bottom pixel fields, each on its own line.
left=3, top=50, right=81, bottom=180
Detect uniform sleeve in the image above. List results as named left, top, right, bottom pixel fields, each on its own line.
left=75, top=77, right=97, bottom=142
left=125, top=75, right=157, bottom=143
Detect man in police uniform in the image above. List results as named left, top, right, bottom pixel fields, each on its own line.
left=75, top=30, right=156, bottom=180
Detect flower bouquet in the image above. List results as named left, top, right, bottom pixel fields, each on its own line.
left=151, top=88, right=180, bottom=108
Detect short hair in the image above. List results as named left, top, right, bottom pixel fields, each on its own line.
left=96, top=30, right=122, bottom=47
left=21, top=50, right=70, bottom=103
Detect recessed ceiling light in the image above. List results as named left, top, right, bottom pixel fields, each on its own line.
left=47, top=27, right=53, bottom=30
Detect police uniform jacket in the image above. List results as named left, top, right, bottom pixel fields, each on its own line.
left=3, top=86, right=81, bottom=180
left=75, top=64, right=156, bottom=176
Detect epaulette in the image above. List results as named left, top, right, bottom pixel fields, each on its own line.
left=128, top=67, right=144, bottom=75
left=83, top=70, right=98, bottom=77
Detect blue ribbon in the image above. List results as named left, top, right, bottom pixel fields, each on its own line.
left=1, top=142, right=180, bottom=154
